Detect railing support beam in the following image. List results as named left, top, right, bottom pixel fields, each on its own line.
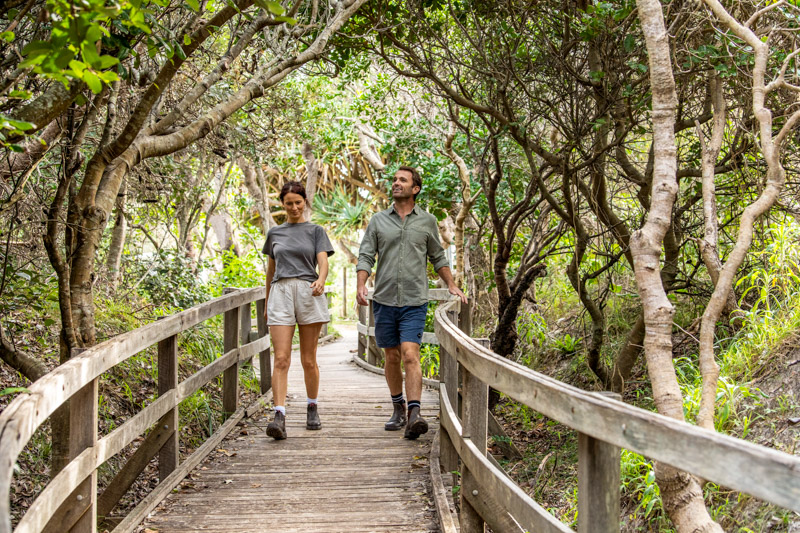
left=578, top=392, right=621, bottom=533
left=223, top=289, right=241, bottom=418
left=256, top=298, right=272, bottom=393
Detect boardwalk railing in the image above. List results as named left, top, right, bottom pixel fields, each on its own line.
left=0, top=287, right=272, bottom=533
left=432, top=298, right=800, bottom=533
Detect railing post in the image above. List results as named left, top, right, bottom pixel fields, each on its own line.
left=158, top=334, right=179, bottom=480
left=255, top=298, right=272, bottom=393
left=48, top=347, right=97, bottom=533
left=239, top=301, right=252, bottom=347
left=460, top=338, right=489, bottom=533
left=322, top=291, right=332, bottom=337
left=357, top=303, right=367, bottom=361
left=578, top=392, right=621, bottom=533
left=223, top=288, right=241, bottom=417
left=367, top=298, right=379, bottom=365
left=438, top=316, right=459, bottom=485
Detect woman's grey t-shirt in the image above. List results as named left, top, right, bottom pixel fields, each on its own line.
left=262, top=222, right=335, bottom=284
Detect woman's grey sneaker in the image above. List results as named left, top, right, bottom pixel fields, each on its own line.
left=266, top=411, right=287, bottom=440
left=404, top=405, right=428, bottom=440
left=306, top=403, right=322, bottom=430
left=385, top=401, right=407, bottom=431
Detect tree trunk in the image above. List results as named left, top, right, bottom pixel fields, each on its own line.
left=633, top=0, right=723, bottom=529
left=302, top=142, right=318, bottom=219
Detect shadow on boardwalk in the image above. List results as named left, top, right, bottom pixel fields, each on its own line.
left=140, top=327, right=441, bottom=532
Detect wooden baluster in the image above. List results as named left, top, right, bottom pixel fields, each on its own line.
left=66, top=347, right=97, bottom=533
left=367, top=298, right=379, bottom=365
left=223, top=290, right=241, bottom=418
left=438, top=313, right=459, bottom=486
left=578, top=392, right=621, bottom=533
left=357, top=303, right=367, bottom=361
left=158, top=334, right=179, bottom=480
left=460, top=340, right=489, bottom=533
left=322, top=292, right=332, bottom=337
left=256, top=298, right=272, bottom=393
left=458, top=298, right=472, bottom=337
left=240, top=302, right=252, bottom=347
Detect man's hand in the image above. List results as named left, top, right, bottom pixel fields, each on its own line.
left=356, top=284, right=369, bottom=306
left=448, top=284, right=467, bottom=304
left=310, top=278, right=325, bottom=296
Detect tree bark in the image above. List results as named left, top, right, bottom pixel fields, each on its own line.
left=696, top=0, right=800, bottom=432
left=106, top=178, right=127, bottom=290
left=633, top=0, right=723, bottom=529
left=302, top=142, right=318, bottom=219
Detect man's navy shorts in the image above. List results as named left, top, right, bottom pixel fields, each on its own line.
left=372, top=301, right=428, bottom=348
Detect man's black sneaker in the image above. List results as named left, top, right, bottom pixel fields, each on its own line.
left=385, top=401, right=407, bottom=431
left=266, top=410, right=287, bottom=440
left=307, top=403, right=322, bottom=430
left=404, top=405, right=428, bottom=440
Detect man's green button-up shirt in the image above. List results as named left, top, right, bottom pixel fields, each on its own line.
left=357, top=204, right=450, bottom=307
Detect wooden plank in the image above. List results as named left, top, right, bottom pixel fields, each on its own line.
left=434, top=300, right=800, bottom=513
left=0, top=286, right=265, bottom=531
left=15, top=392, right=177, bottom=533
left=460, top=359, right=487, bottom=533
left=462, top=475, right=523, bottom=533
left=223, top=303, right=240, bottom=417
left=238, top=333, right=270, bottom=363
left=97, top=413, right=177, bottom=519
left=158, top=334, right=179, bottom=481
left=239, top=302, right=252, bottom=347
left=255, top=298, right=271, bottom=393
left=440, top=384, right=571, bottom=533
left=367, top=301, right=378, bottom=365
left=177, top=349, right=238, bottom=402
left=578, top=392, right=621, bottom=533
left=111, top=390, right=273, bottom=533
left=429, top=431, right=459, bottom=533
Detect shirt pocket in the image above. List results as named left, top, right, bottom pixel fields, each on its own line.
left=407, top=227, right=428, bottom=248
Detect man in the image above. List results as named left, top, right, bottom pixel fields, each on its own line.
left=356, top=166, right=467, bottom=440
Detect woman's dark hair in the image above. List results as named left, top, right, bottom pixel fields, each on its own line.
left=279, top=181, right=307, bottom=202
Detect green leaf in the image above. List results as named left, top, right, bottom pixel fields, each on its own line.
left=623, top=35, right=635, bottom=53
left=69, top=60, right=87, bottom=74
left=266, top=1, right=285, bottom=15
left=183, top=34, right=192, bottom=46
left=44, top=318, right=56, bottom=327
left=21, top=40, right=51, bottom=57
left=83, top=71, right=103, bottom=93
left=1, top=387, right=31, bottom=397
left=186, top=0, right=200, bottom=12
left=274, top=15, right=297, bottom=24
left=97, top=55, right=120, bottom=69
left=8, top=90, right=32, bottom=100
left=0, top=31, right=14, bottom=43
left=82, top=42, right=102, bottom=69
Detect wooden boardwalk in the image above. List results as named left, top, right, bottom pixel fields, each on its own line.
left=140, top=327, right=441, bottom=532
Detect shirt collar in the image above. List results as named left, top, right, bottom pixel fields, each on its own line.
left=389, top=203, right=420, bottom=216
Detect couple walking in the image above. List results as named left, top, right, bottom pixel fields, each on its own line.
left=262, top=166, right=466, bottom=441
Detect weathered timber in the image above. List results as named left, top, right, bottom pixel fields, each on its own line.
left=255, top=298, right=271, bottom=393
left=460, top=347, right=488, bottom=533
left=429, top=431, right=459, bottom=533
left=440, top=384, right=571, bottom=533
left=434, top=300, right=800, bottom=513
left=141, top=329, right=439, bottom=533
left=158, top=334, right=179, bottom=481
left=223, top=292, right=241, bottom=417
left=97, top=413, right=177, bottom=519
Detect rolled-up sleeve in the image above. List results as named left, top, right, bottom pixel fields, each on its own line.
left=356, top=219, right=378, bottom=274
left=427, top=218, right=450, bottom=272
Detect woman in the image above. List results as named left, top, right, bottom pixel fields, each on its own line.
left=262, top=181, right=334, bottom=440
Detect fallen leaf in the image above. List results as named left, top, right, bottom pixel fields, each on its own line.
left=788, top=417, right=800, bottom=426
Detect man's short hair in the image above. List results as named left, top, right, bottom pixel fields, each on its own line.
left=397, top=165, right=422, bottom=199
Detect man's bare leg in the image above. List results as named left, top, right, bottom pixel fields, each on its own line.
left=384, top=345, right=406, bottom=430
left=401, top=341, right=428, bottom=439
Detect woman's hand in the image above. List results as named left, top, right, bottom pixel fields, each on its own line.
left=310, top=278, right=325, bottom=296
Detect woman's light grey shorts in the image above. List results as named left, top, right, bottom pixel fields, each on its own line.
left=267, top=278, right=330, bottom=326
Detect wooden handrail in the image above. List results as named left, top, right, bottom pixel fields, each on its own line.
left=0, top=287, right=271, bottom=533
left=433, top=298, right=800, bottom=532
